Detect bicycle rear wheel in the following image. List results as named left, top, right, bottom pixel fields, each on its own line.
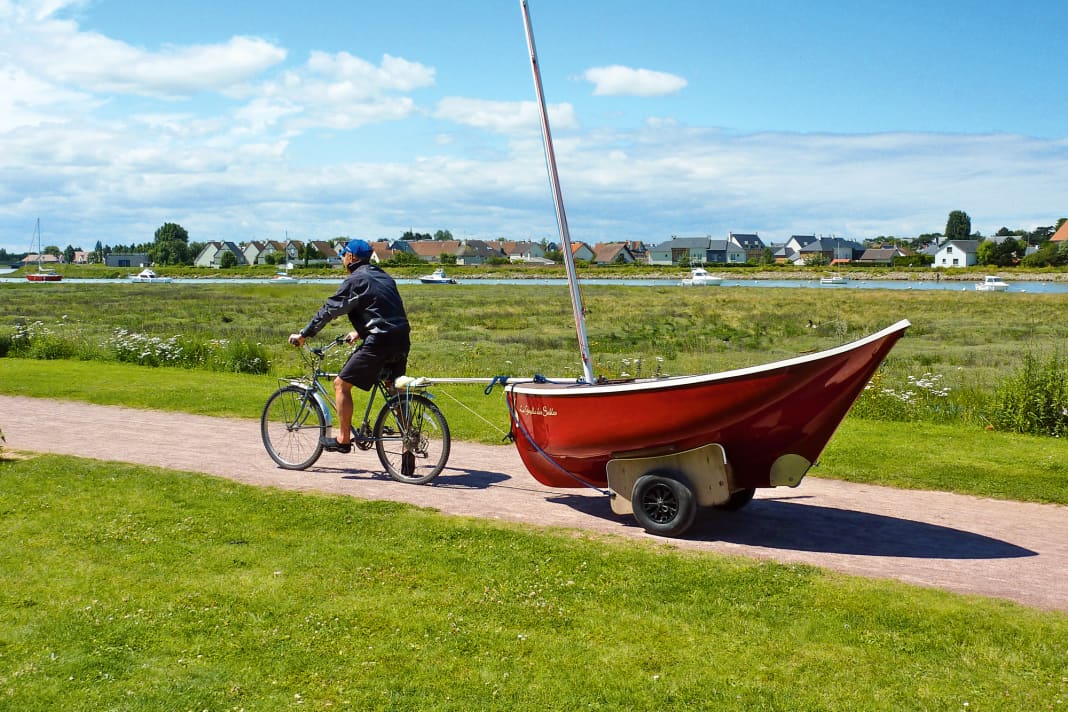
left=261, top=386, right=326, bottom=470
left=374, top=392, right=450, bottom=484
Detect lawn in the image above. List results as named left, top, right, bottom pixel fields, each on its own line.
left=1, top=454, right=1065, bottom=710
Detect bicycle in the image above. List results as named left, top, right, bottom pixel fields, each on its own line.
left=260, top=335, right=450, bottom=484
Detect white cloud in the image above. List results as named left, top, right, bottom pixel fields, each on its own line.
left=241, top=51, right=435, bottom=131
left=583, top=65, right=687, bottom=97
left=0, top=2, right=286, bottom=98
left=434, top=97, right=578, bottom=134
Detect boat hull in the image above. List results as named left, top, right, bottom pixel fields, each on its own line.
left=26, top=273, right=62, bottom=282
left=506, top=320, right=909, bottom=490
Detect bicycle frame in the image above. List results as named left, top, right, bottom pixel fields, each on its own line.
left=281, top=336, right=406, bottom=444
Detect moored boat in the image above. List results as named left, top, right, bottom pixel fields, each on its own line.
left=420, top=268, right=457, bottom=284
left=681, top=267, right=723, bottom=286
left=975, top=275, right=1009, bottom=292
left=820, top=274, right=847, bottom=285
left=25, top=218, right=62, bottom=282
left=128, top=268, right=173, bottom=283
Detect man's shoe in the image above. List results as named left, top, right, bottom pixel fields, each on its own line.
left=319, top=436, right=352, bottom=454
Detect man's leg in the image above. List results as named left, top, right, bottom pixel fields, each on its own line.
left=334, top=375, right=355, bottom=445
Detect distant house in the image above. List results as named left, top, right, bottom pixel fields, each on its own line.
left=499, top=240, right=546, bottom=262
left=72, top=250, right=89, bottom=264
left=647, top=237, right=712, bottom=266
left=244, top=240, right=290, bottom=266
left=243, top=241, right=269, bottom=265
left=1052, top=222, right=1068, bottom=243
left=407, top=240, right=461, bottom=263
left=307, top=240, right=338, bottom=266
left=194, top=241, right=246, bottom=268
left=706, top=239, right=747, bottom=264
left=282, top=240, right=303, bottom=265
left=729, top=232, right=765, bottom=262
left=623, top=240, right=649, bottom=263
left=592, top=242, right=635, bottom=265
left=570, top=242, right=596, bottom=262
left=455, top=240, right=500, bottom=266
left=856, top=247, right=911, bottom=265
left=105, top=252, right=149, bottom=268
left=370, top=241, right=394, bottom=263
left=932, top=240, right=979, bottom=269
left=22, top=252, right=63, bottom=267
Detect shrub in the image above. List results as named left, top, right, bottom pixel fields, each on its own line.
left=988, top=352, right=1068, bottom=437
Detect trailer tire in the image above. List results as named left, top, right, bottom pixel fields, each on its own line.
left=714, top=487, right=756, bottom=511
left=632, top=472, right=697, bottom=537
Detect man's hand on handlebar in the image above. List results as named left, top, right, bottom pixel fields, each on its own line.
left=343, top=331, right=361, bottom=345
left=288, top=333, right=306, bottom=347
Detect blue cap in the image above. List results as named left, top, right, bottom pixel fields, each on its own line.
left=338, top=239, right=372, bottom=259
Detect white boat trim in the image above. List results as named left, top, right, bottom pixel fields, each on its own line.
left=507, top=319, right=911, bottom=396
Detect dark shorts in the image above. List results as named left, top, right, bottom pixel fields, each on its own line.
left=338, top=331, right=410, bottom=390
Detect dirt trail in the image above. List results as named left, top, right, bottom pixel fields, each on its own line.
left=3, top=394, right=1066, bottom=612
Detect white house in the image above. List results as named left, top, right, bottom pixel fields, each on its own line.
left=932, top=240, right=979, bottom=269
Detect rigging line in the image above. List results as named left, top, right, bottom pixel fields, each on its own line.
left=433, top=386, right=512, bottom=439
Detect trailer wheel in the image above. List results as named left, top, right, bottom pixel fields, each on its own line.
left=632, top=473, right=697, bottom=537
left=714, top=487, right=756, bottom=511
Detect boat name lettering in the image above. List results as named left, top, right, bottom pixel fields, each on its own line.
left=518, top=404, right=558, bottom=417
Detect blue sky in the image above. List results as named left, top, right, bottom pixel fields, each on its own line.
left=2, top=0, right=1066, bottom=254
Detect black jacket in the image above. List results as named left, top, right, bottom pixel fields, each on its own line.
left=299, top=263, right=410, bottom=340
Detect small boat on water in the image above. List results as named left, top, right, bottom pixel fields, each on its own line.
left=25, top=218, right=62, bottom=282
left=681, top=267, right=723, bottom=286
left=507, top=0, right=909, bottom=536
left=975, top=275, right=1009, bottom=292
left=420, top=268, right=457, bottom=284
left=128, top=268, right=173, bottom=283
left=272, top=262, right=297, bottom=282
left=820, top=274, right=848, bottom=285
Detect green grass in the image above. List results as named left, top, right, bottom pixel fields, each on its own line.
left=4, top=281, right=1068, bottom=388
left=1, top=455, right=1065, bottom=711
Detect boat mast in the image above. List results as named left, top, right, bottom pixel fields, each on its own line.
left=520, top=0, right=595, bottom=384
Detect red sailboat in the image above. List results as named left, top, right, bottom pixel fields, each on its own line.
left=507, top=2, right=909, bottom=536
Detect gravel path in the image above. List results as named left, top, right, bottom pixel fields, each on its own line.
left=3, top=394, right=1066, bottom=612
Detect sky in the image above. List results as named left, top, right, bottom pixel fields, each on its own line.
left=2, top=0, right=1067, bottom=255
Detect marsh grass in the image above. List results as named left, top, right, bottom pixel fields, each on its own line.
left=1, top=455, right=1065, bottom=711
left=4, top=281, right=1068, bottom=431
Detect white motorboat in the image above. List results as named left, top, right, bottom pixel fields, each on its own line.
left=975, top=275, right=1009, bottom=292
left=820, top=274, right=848, bottom=285
left=680, top=267, right=723, bottom=286
left=419, top=268, right=457, bottom=284
left=128, top=268, right=172, bottom=283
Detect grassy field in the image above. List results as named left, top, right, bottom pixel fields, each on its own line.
left=3, top=279, right=1067, bottom=383
left=1, top=454, right=1065, bottom=711
left=2, top=279, right=1067, bottom=708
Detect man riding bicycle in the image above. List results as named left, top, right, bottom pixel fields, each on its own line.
left=289, top=238, right=410, bottom=454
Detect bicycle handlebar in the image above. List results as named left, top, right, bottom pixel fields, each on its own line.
left=309, top=334, right=358, bottom=359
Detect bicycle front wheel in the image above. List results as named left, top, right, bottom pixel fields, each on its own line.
left=261, top=386, right=326, bottom=470
left=374, top=392, right=450, bottom=484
